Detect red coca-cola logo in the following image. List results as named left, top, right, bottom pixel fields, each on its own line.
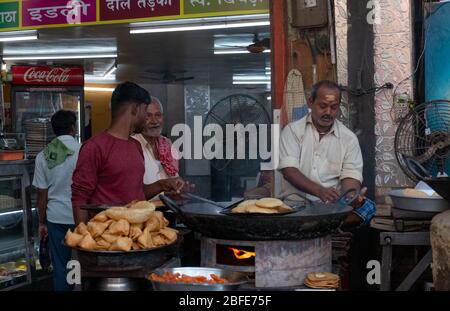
left=11, top=65, right=84, bottom=86
left=24, top=67, right=72, bottom=84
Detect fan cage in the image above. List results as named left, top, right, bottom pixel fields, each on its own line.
left=395, top=100, right=450, bottom=181
left=204, top=94, right=271, bottom=177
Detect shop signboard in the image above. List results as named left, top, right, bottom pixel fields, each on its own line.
left=99, top=0, right=180, bottom=21
left=0, top=1, right=19, bottom=29
left=183, top=0, right=268, bottom=15
left=21, top=0, right=97, bottom=27
left=0, top=0, right=268, bottom=31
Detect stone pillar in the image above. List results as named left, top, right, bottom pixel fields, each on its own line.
left=430, top=210, right=450, bottom=290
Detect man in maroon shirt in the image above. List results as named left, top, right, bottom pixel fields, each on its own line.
left=71, top=82, right=183, bottom=223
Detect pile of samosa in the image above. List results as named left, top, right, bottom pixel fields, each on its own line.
left=65, top=201, right=178, bottom=252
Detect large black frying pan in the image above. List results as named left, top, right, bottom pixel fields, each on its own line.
left=159, top=192, right=355, bottom=241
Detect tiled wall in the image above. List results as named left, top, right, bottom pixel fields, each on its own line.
left=334, top=0, right=349, bottom=125
left=335, top=0, right=414, bottom=215
left=373, top=0, right=414, bottom=190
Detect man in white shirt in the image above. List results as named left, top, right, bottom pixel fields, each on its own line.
left=133, top=96, right=193, bottom=195
left=279, top=80, right=374, bottom=226
left=33, top=110, right=81, bottom=291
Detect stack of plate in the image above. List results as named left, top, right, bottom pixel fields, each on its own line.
left=24, top=118, right=55, bottom=159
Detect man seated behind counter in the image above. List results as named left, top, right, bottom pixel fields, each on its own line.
left=278, top=80, right=375, bottom=226
left=71, top=82, right=184, bottom=224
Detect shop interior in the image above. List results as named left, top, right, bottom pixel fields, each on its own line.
left=0, top=15, right=272, bottom=290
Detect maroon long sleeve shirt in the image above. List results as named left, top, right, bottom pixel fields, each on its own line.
left=71, top=131, right=146, bottom=206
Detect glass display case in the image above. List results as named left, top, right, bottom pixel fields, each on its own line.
left=0, top=160, right=43, bottom=290
left=10, top=65, right=85, bottom=143
left=12, top=88, right=83, bottom=142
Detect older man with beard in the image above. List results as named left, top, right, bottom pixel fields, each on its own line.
left=133, top=96, right=192, bottom=194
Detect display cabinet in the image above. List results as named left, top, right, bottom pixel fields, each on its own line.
left=0, top=160, right=44, bottom=290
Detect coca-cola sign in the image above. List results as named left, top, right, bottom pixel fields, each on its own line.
left=11, top=65, right=84, bottom=86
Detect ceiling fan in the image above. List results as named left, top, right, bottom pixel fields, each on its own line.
left=246, top=34, right=271, bottom=53
left=142, top=70, right=195, bottom=83
left=216, top=33, right=271, bottom=54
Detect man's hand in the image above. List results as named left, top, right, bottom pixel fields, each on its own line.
left=164, top=180, right=195, bottom=201
left=39, top=223, right=48, bottom=238
left=158, top=177, right=185, bottom=193
left=145, top=177, right=190, bottom=200
left=342, top=187, right=369, bottom=228
left=351, top=187, right=368, bottom=208
left=317, top=186, right=340, bottom=203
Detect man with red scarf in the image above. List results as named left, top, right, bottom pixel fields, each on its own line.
left=133, top=96, right=192, bottom=193
left=72, top=83, right=184, bottom=224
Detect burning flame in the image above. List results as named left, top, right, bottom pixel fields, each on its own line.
left=228, top=247, right=255, bottom=260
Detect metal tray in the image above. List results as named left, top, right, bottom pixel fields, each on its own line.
left=149, top=267, right=249, bottom=291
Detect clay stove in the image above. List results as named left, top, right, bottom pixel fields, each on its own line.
left=201, top=236, right=332, bottom=288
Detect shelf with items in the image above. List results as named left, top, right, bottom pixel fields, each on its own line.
left=0, top=161, right=36, bottom=290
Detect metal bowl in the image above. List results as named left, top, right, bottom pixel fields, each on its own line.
left=389, top=189, right=450, bottom=213
left=149, top=267, right=249, bottom=291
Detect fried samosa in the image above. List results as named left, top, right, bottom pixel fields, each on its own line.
left=79, top=233, right=97, bottom=250
left=137, top=227, right=155, bottom=248
left=65, top=229, right=84, bottom=248
left=75, top=223, right=89, bottom=235
left=95, top=238, right=111, bottom=250
left=101, top=230, right=120, bottom=244
left=93, top=211, right=109, bottom=222
left=87, top=221, right=110, bottom=238
left=109, top=237, right=133, bottom=251
left=145, top=215, right=160, bottom=232
left=109, top=219, right=130, bottom=236
left=151, top=233, right=166, bottom=247
left=159, top=227, right=178, bottom=243
left=129, top=224, right=143, bottom=240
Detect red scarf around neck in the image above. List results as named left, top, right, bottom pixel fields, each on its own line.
left=156, top=136, right=179, bottom=177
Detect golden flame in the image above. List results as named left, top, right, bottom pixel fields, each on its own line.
left=228, top=247, right=256, bottom=260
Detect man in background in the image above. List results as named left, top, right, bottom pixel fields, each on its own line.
left=33, top=110, right=81, bottom=291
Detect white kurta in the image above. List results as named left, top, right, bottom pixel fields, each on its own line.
left=278, top=113, right=363, bottom=201
left=132, top=134, right=174, bottom=185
